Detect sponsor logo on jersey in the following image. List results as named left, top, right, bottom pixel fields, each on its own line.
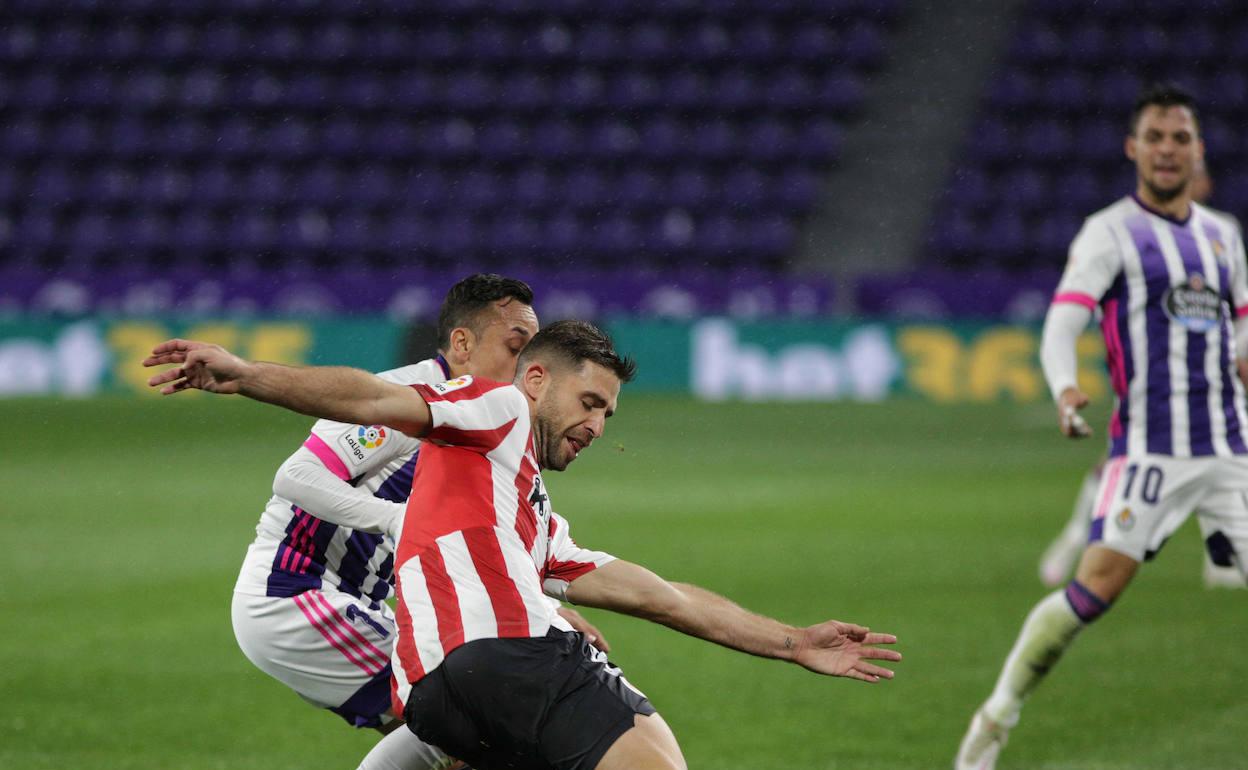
left=1162, top=274, right=1222, bottom=333
left=1116, top=507, right=1135, bottom=531
left=1211, top=238, right=1225, bottom=258
left=432, top=376, right=473, bottom=394
left=358, top=425, right=387, bottom=449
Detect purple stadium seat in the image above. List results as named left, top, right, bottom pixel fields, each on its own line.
left=400, top=167, right=448, bottom=210
left=30, top=164, right=75, bottom=205
left=52, top=117, right=97, bottom=156
left=765, top=69, right=816, bottom=110
left=999, top=167, right=1051, bottom=212
left=688, top=119, right=740, bottom=160
left=743, top=119, right=795, bottom=161
left=668, top=167, right=712, bottom=208
left=773, top=166, right=821, bottom=211
left=511, top=166, right=554, bottom=211
left=563, top=168, right=609, bottom=210
left=1021, top=120, right=1072, bottom=161
left=530, top=118, right=581, bottom=160
left=637, top=117, right=685, bottom=161
left=450, top=168, right=505, bottom=212
left=477, top=120, right=528, bottom=162
left=544, top=211, right=587, bottom=255
left=710, top=68, right=760, bottom=111
left=795, top=119, right=844, bottom=163
left=553, top=69, right=605, bottom=111
left=496, top=71, right=551, bottom=112
left=586, top=119, right=640, bottom=160
left=607, top=71, right=662, bottom=110
left=444, top=70, right=497, bottom=111
left=617, top=168, right=663, bottom=208
left=791, top=23, right=838, bottom=62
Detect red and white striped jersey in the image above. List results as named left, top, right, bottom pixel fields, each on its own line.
left=390, top=375, right=614, bottom=704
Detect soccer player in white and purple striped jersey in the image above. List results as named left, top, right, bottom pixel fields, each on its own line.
left=957, top=84, right=1248, bottom=769
left=228, top=274, right=597, bottom=770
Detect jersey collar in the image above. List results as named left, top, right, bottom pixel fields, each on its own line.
left=434, top=354, right=451, bottom=379
left=1130, top=191, right=1192, bottom=226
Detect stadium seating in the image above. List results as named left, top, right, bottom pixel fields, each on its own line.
left=0, top=1, right=902, bottom=285
left=924, top=0, right=1248, bottom=274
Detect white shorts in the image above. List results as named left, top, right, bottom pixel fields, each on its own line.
left=1090, top=454, right=1248, bottom=568
left=231, top=590, right=397, bottom=728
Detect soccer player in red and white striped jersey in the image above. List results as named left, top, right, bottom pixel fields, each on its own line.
left=147, top=321, right=902, bottom=770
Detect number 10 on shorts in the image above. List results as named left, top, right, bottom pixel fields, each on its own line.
left=1122, top=463, right=1164, bottom=505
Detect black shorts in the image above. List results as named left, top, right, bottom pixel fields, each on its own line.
left=404, top=629, right=656, bottom=770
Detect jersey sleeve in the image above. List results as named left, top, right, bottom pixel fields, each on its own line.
left=303, top=416, right=415, bottom=482
left=1227, top=223, right=1248, bottom=319
left=541, top=512, right=615, bottom=601
left=411, top=376, right=527, bottom=452
left=1053, top=217, right=1123, bottom=308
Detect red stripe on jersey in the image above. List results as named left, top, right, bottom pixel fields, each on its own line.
left=426, top=420, right=517, bottom=452
left=512, top=450, right=540, bottom=552
left=420, top=546, right=466, bottom=655
left=390, top=677, right=403, bottom=722
left=412, top=377, right=512, bottom=404
left=393, top=583, right=427, bottom=687
left=462, top=527, right=531, bottom=636
left=543, top=516, right=600, bottom=584
left=400, top=448, right=499, bottom=557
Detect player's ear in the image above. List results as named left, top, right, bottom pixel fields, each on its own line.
left=519, top=361, right=548, bottom=400
left=1124, top=134, right=1137, bottom=162
left=448, top=327, right=474, bottom=365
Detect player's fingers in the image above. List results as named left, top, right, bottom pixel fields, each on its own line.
left=862, top=632, right=897, bottom=646
left=859, top=647, right=903, bottom=662
left=843, top=669, right=880, bottom=684
left=160, top=379, right=189, bottom=395
left=148, top=367, right=185, bottom=387
left=141, top=352, right=186, bottom=367
left=836, top=621, right=869, bottom=640
left=854, top=661, right=895, bottom=679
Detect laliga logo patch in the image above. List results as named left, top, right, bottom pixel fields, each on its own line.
left=1162, top=274, right=1222, bottom=333
left=432, top=376, right=473, bottom=394
left=358, top=425, right=386, bottom=449
left=1116, top=507, right=1135, bottom=531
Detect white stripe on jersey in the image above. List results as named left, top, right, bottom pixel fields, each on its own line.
left=1115, top=211, right=1151, bottom=457
left=396, top=556, right=446, bottom=676
left=1194, top=225, right=1233, bottom=457
left=437, top=531, right=500, bottom=643
left=495, top=525, right=560, bottom=637
left=1155, top=218, right=1193, bottom=457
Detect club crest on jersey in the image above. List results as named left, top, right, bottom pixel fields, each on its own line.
left=1211, top=239, right=1225, bottom=258
left=528, top=475, right=551, bottom=525
left=337, top=425, right=385, bottom=466
left=432, top=376, right=473, bottom=394
left=1116, top=507, right=1135, bottom=531
left=1162, top=274, right=1222, bottom=332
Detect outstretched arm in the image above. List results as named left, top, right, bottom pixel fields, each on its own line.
left=564, top=560, right=900, bottom=683
left=143, top=339, right=432, bottom=436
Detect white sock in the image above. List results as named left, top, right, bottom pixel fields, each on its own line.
left=1062, top=469, right=1100, bottom=545
left=357, top=725, right=455, bottom=770
left=982, top=590, right=1084, bottom=727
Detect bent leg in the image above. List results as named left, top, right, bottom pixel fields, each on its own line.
left=595, top=713, right=686, bottom=770
left=357, top=724, right=457, bottom=770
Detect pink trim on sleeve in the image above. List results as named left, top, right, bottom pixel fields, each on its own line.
left=1053, top=291, right=1097, bottom=310
left=1236, top=305, right=1248, bottom=318
left=302, top=433, right=352, bottom=481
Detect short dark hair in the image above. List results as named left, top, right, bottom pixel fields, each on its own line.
left=517, top=320, right=637, bottom=383
left=436, top=274, right=534, bottom=350
left=1128, top=82, right=1199, bottom=135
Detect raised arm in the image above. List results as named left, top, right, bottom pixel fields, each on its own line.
left=143, top=339, right=432, bottom=436
left=564, top=559, right=900, bottom=683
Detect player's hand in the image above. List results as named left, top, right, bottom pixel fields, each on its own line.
left=1057, top=386, right=1092, bottom=439
left=143, top=338, right=251, bottom=396
left=557, top=606, right=611, bottom=653
left=792, top=620, right=900, bottom=683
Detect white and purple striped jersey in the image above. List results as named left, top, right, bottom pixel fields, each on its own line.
left=233, top=356, right=453, bottom=608
left=1054, top=195, right=1248, bottom=458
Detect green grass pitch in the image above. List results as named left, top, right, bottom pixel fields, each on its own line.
left=3, top=394, right=1244, bottom=769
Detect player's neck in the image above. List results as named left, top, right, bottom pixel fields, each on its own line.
left=1132, top=185, right=1192, bottom=224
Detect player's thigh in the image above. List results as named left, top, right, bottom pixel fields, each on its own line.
left=1088, top=455, right=1205, bottom=562
left=1194, top=458, right=1248, bottom=572
left=594, top=713, right=685, bottom=770
left=231, top=590, right=396, bottom=724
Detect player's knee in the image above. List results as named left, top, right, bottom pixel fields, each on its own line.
left=596, top=713, right=685, bottom=770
